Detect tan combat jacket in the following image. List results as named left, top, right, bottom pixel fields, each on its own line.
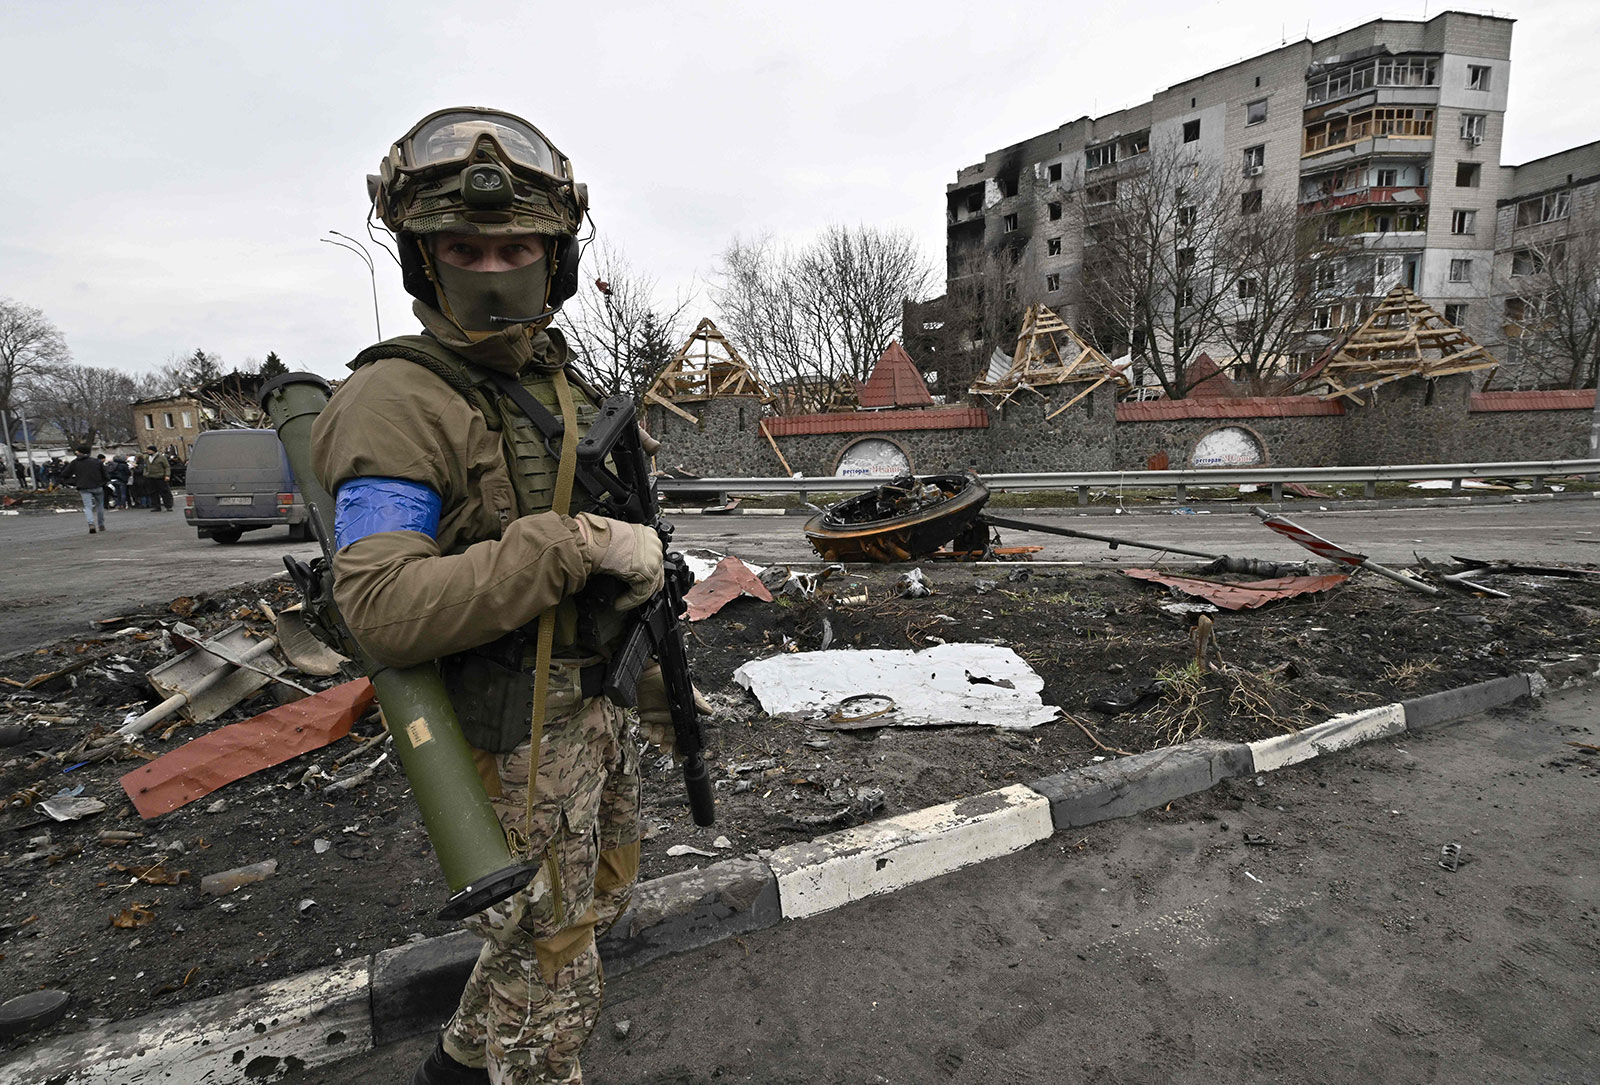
left=311, top=303, right=590, bottom=669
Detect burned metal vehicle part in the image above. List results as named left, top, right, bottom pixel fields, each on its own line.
left=806, top=473, right=1305, bottom=572
left=804, top=474, right=991, bottom=562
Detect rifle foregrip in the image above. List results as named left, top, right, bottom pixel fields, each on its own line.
left=603, top=623, right=652, bottom=708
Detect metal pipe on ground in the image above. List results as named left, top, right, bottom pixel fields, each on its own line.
left=117, top=637, right=282, bottom=737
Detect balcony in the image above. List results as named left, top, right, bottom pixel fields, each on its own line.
left=1299, top=185, right=1428, bottom=215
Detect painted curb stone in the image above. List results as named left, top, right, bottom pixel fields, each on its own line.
left=767, top=785, right=1054, bottom=920
left=599, top=858, right=781, bottom=975
left=1028, top=738, right=1253, bottom=830
left=1402, top=675, right=1530, bottom=732
left=1250, top=704, right=1406, bottom=772
left=370, top=929, right=480, bottom=1048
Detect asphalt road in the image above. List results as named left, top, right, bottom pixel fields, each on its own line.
left=287, top=687, right=1600, bottom=1084
left=2, top=497, right=1597, bottom=657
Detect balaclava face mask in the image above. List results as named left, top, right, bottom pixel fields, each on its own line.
left=431, top=252, right=551, bottom=335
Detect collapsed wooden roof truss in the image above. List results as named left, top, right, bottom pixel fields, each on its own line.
left=969, top=304, right=1129, bottom=417
left=643, top=318, right=774, bottom=422
left=1311, top=286, right=1499, bottom=402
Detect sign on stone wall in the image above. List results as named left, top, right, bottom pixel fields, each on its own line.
left=837, top=437, right=912, bottom=477
left=1191, top=426, right=1265, bottom=467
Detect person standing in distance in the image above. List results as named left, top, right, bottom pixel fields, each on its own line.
left=68, top=446, right=108, bottom=533
left=145, top=446, right=173, bottom=511
left=311, top=108, right=671, bottom=1085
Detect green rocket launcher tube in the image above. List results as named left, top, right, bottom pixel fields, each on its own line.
left=259, top=372, right=538, bottom=921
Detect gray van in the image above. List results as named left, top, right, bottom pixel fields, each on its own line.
left=183, top=429, right=311, bottom=544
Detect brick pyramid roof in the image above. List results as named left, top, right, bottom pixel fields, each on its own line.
left=1185, top=353, right=1239, bottom=398
left=856, top=341, right=934, bottom=408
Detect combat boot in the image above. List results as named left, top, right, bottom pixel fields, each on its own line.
left=411, top=1036, right=489, bottom=1085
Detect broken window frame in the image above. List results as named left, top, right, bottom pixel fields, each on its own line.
left=1245, top=98, right=1268, bottom=126
left=998, top=175, right=1020, bottom=198
left=1515, top=192, right=1571, bottom=228
left=1450, top=209, right=1476, bottom=235
left=1306, top=55, right=1436, bottom=105
left=1122, top=130, right=1151, bottom=158
left=1047, top=201, right=1063, bottom=221
left=1086, top=181, right=1117, bottom=206
left=1443, top=302, right=1468, bottom=327
left=1181, top=119, right=1201, bottom=143
left=1046, top=236, right=1062, bottom=256
left=1177, top=204, right=1197, bottom=229
left=1455, top=162, right=1481, bottom=188
left=1002, top=212, right=1019, bottom=233
left=1459, top=113, right=1487, bottom=141
left=1240, top=190, right=1263, bottom=215
left=1467, top=64, right=1491, bottom=91
left=1242, top=144, right=1265, bottom=172
left=1448, top=257, right=1473, bottom=283
left=1085, top=142, right=1118, bottom=171
left=1311, top=305, right=1334, bottom=331
left=1237, top=276, right=1259, bottom=299
left=1047, top=162, right=1063, bottom=183
left=1045, top=272, right=1061, bottom=292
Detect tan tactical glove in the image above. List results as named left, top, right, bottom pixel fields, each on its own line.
left=635, top=662, right=714, bottom=762
left=573, top=512, right=664, bottom=610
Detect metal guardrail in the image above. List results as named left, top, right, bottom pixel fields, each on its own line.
left=658, top=459, right=1600, bottom=503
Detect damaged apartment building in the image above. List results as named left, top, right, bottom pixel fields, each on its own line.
left=909, top=11, right=1594, bottom=393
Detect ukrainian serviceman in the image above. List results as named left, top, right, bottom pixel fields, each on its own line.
left=311, top=108, right=664, bottom=1085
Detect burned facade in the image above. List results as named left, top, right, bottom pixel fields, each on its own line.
left=929, top=13, right=1585, bottom=387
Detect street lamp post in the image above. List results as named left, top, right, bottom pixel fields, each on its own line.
left=322, top=231, right=382, bottom=341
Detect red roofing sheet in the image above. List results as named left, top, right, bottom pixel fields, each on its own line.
left=121, top=679, right=375, bottom=818
left=682, top=555, right=773, bottom=621
left=1123, top=569, right=1350, bottom=610
left=1116, top=396, right=1343, bottom=422
left=857, top=342, right=934, bottom=408
left=1469, top=389, right=1597, bottom=412
left=764, top=407, right=989, bottom=436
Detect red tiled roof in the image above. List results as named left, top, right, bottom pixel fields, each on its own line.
left=1469, top=389, right=1597, bottom=412
left=764, top=407, right=989, bottom=436
left=1117, top=396, right=1344, bottom=422
left=856, top=341, right=934, bottom=408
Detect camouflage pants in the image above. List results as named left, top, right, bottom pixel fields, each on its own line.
left=443, top=691, right=641, bottom=1084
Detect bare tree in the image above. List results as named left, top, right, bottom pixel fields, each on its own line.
left=712, top=224, right=934, bottom=411
left=0, top=298, right=70, bottom=420
left=1210, top=198, right=1349, bottom=394
left=30, top=362, right=141, bottom=446
left=561, top=241, right=694, bottom=401
left=1499, top=212, right=1600, bottom=389
left=1079, top=142, right=1238, bottom=399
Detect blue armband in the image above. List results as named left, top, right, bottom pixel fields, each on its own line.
left=334, top=477, right=442, bottom=550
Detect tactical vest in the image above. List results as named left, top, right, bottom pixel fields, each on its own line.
left=350, top=332, right=627, bottom=751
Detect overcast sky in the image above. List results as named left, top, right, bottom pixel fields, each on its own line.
left=3, top=0, right=1594, bottom=381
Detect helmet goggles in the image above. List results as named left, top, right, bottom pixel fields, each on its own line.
left=374, top=107, right=586, bottom=238
left=392, top=109, right=570, bottom=183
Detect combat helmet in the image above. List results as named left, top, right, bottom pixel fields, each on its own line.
left=370, top=107, right=588, bottom=314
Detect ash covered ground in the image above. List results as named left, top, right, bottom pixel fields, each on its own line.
left=1, top=556, right=1597, bottom=1043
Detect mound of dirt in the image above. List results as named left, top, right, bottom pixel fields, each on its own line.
left=1, top=560, right=1595, bottom=1044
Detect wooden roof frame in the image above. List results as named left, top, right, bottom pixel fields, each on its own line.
left=643, top=318, right=775, bottom=422
left=969, top=304, right=1130, bottom=414
left=1309, top=286, right=1499, bottom=403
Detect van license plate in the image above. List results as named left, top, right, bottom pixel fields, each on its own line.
left=218, top=496, right=252, bottom=506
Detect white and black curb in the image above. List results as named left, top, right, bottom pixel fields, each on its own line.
left=9, top=654, right=1596, bottom=1084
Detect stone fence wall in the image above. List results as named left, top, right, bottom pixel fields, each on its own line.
left=645, top=379, right=1597, bottom=480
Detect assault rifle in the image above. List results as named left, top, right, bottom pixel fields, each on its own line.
left=573, top=397, right=715, bottom=826
left=477, top=372, right=715, bottom=826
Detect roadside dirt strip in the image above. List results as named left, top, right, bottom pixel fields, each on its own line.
left=8, top=657, right=1594, bottom=1084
